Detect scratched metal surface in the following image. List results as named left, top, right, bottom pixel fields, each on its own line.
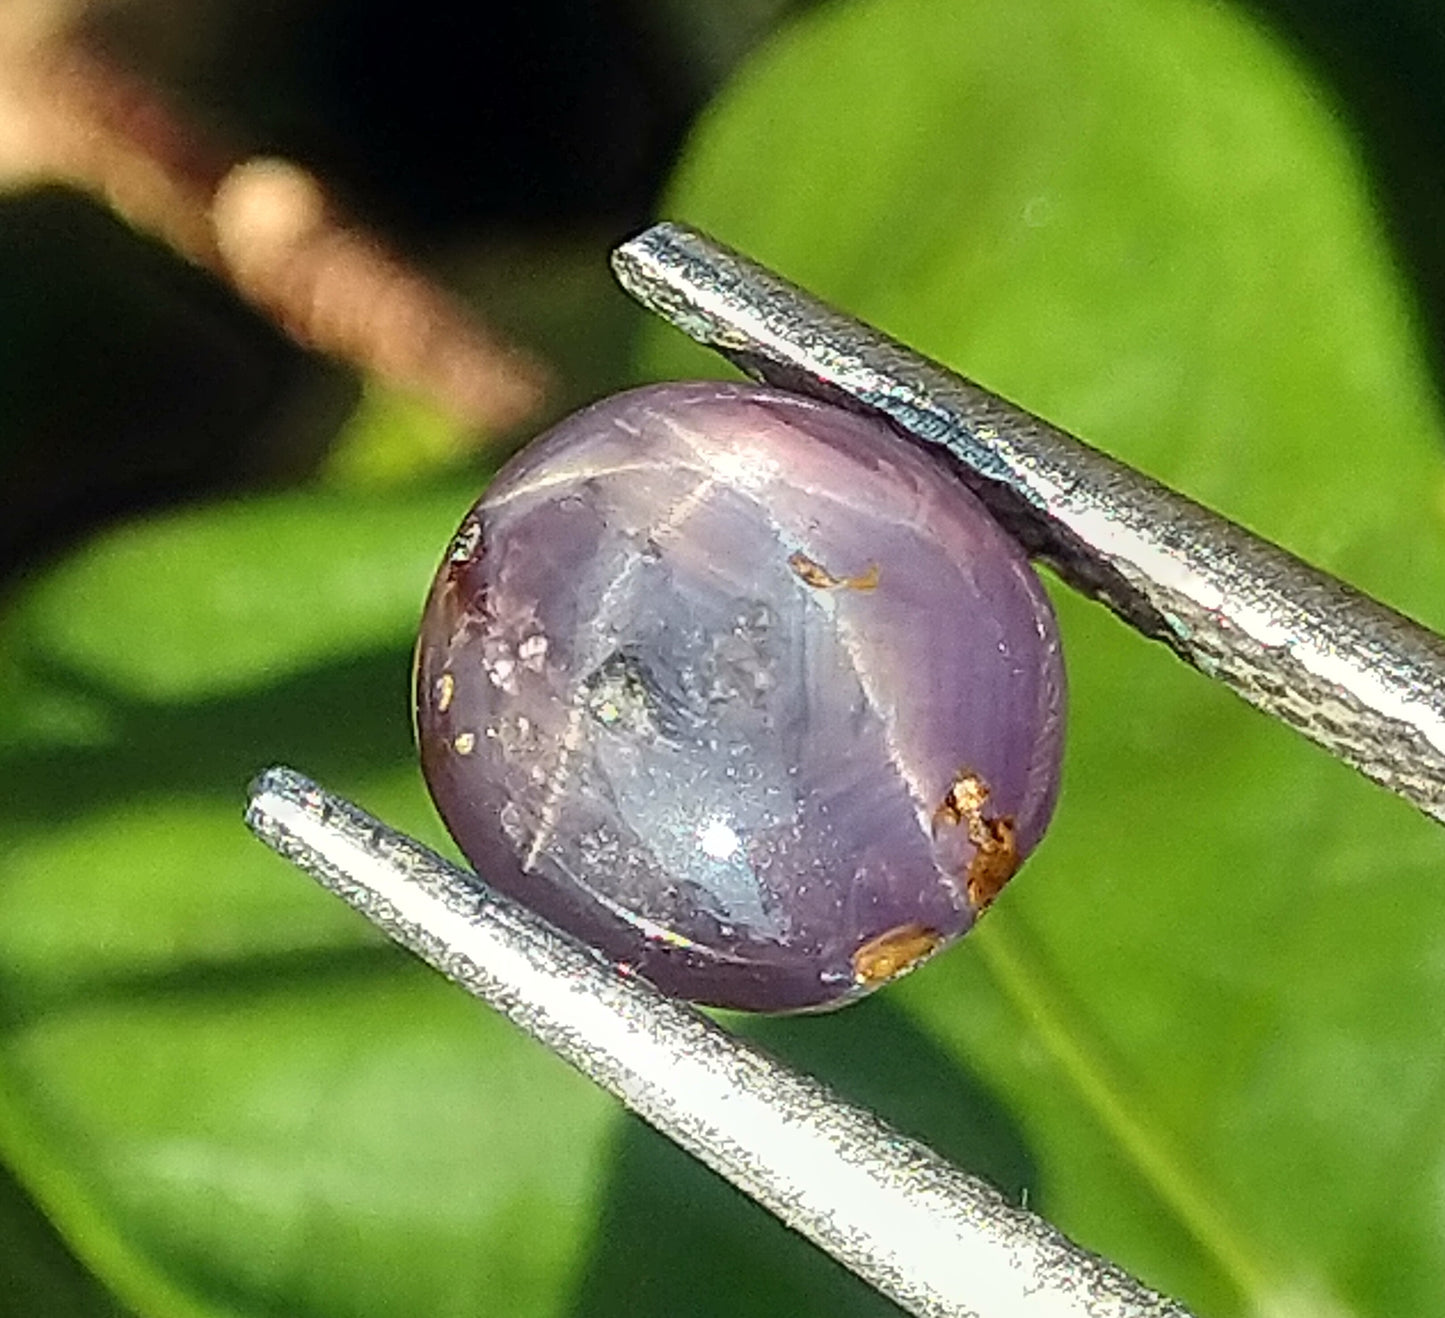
left=611, top=222, right=1445, bottom=823
left=246, top=766, right=1193, bottom=1318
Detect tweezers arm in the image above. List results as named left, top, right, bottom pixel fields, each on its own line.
left=246, top=766, right=1192, bottom=1318
left=612, top=223, right=1445, bottom=823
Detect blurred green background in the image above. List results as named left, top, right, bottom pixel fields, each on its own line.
left=5, top=0, right=1445, bottom=1314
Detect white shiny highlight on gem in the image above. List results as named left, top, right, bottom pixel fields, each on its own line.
left=698, top=817, right=742, bottom=861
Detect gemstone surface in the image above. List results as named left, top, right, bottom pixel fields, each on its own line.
left=416, top=382, right=1065, bottom=1011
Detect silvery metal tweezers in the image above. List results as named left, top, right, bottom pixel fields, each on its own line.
left=246, top=223, right=1445, bottom=1318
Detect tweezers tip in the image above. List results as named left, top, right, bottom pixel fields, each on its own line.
left=244, top=764, right=313, bottom=836
left=610, top=220, right=704, bottom=284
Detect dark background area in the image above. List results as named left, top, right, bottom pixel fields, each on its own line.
left=0, top=0, right=800, bottom=580
left=5, top=0, right=1445, bottom=585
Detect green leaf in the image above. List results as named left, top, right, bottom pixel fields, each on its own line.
left=640, top=0, right=1445, bottom=1314
left=0, top=477, right=630, bottom=1316
left=321, top=383, right=487, bottom=491
left=0, top=1161, right=130, bottom=1317
left=12, top=480, right=481, bottom=705
left=0, top=969, right=617, bottom=1318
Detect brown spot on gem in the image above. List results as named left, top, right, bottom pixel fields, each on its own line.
left=965, top=815, right=1018, bottom=911
left=448, top=516, right=483, bottom=566
left=788, top=550, right=880, bottom=592
left=851, top=922, right=942, bottom=988
left=933, top=769, right=1019, bottom=913
left=846, top=562, right=881, bottom=591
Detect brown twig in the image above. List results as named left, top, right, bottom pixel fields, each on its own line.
left=0, top=8, right=550, bottom=433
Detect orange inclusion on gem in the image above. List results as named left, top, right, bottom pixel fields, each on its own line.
left=851, top=923, right=943, bottom=987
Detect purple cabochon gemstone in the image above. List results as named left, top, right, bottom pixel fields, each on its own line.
left=416, top=381, right=1065, bottom=1012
